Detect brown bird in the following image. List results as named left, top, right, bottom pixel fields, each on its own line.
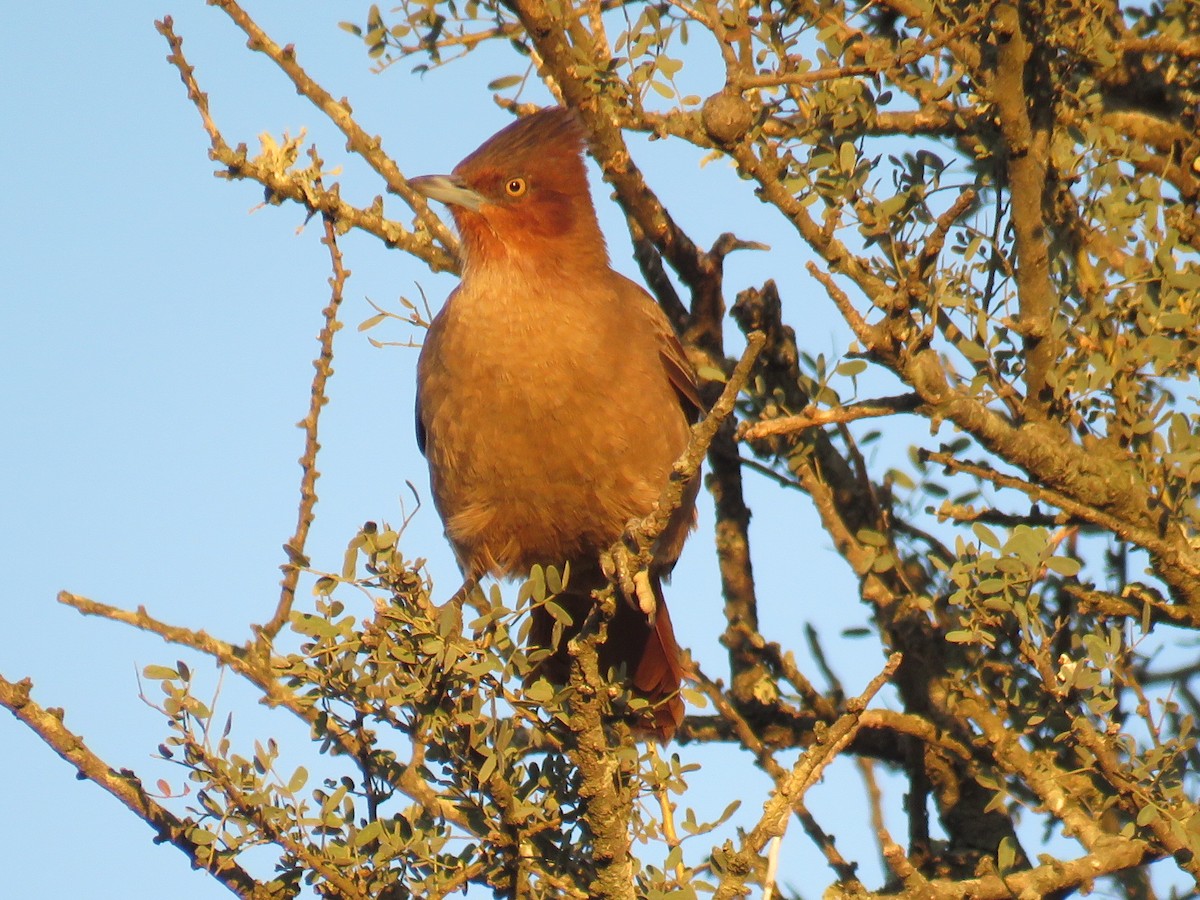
left=411, top=107, right=700, bottom=739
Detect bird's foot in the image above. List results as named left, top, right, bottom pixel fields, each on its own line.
left=633, top=570, right=657, bottom=622
left=601, top=545, right=658, bottom=623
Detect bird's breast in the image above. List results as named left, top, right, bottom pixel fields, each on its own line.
left=416, top=274, right=688, bottom=578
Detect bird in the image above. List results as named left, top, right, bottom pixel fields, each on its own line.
left=409, top=107, right=701, bottom=739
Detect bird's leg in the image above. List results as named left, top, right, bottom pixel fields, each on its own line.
left=444, top=575, right=480, bottom=610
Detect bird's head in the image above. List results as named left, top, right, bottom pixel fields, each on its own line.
left=409, top=107, right=608, bottom=275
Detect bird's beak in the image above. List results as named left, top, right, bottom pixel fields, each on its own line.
left=408, top=174, right=486, bottom=211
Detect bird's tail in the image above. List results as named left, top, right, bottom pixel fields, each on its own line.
left=630, top=579, right=686, bottom=741
left=527, top=568, right=686, bottom=740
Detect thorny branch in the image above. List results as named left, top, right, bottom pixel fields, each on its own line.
left=155, top=16, right=456, bottom=271
left=713, top=654, right=900, bottom=900
left=617, top=332, right=766, bottom=574
left=207, top=0, right=459, bottom=255
left=739, top=394, right=922, bottom=441
left=261, top=184, right=347, bottom=643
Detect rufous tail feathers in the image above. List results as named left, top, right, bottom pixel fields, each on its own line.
left=527, top=568, right=688, bottom=740
left=631, top=591, right=687, bottom=740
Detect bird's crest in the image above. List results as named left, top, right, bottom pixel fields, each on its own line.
left=443, top=107, right=607, bottom=272
left=454, top=107, right=586, bottom=179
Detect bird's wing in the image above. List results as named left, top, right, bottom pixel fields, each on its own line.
left=658, top=331, right=703, bottom=425
left=616, top=274, right=703, bottom=424
left=415, top=404, right=427, bottom=456
left=415, top=293, right=455, bottom=458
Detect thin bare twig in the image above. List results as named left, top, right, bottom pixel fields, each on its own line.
left=154, top=17, right=453, bottom=269
left=260, top=182, right=346, bottom=642
left=739, top=394, right=922, bottom=441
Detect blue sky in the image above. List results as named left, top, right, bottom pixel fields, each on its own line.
left=2, top=4, right=909, bottom=897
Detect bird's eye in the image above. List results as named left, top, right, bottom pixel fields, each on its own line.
left=505, top=177, right=527, bottom=197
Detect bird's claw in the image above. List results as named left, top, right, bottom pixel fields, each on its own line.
left=633, top=569, right=657, bottom=623
left=603, top=546, right=656, bottom=622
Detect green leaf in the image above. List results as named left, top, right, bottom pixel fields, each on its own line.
left=958, top=338, right=989, bottom=361
left=341, top=541, right=359, bottom=580
left=856, top=528, right=887, bottom=547
left=713, top=799, right=741, bottom=828
left=528, top=565, right=546, bottom=602
left=524, top=680, right=555, bottom=703
left=478, top=751, right=497, bottom=783
left=544, top=600, right=573, bottom=626
left=287, top=766, right=308, bottom=793
left=358, top=312, right=387, bottom=332
left=1045, top=556, right=1081, bottom=576
left=972, top=523, right=1001, bottom=549
left=143, top=665, right=179, bottom=681
left=657, top=56, right=683, bottom=77
left=839, top=141, right=856, bottom=171
left=354, top=819, right=383, bottom=846
left=487, top=75, right=523, bottom=91
left=997, top=836, right=1017, bottom=873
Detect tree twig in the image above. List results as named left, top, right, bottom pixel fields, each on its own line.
left=206, top=0, right=459, bottom=255
left=260, top=172, right=346, bottom=642
left=713, top=653, right=901, bottom=899
left=154, top=17, right=454, bottom=270
left=739, top=394, right=922, bottom=441
left=0, top=675, right=272, bottom=899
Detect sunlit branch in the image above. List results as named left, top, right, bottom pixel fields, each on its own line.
left=261, top=180, right=346, bottom=643
left=0, top=675, right=271, bottom=899
left=739, top=394, right=922, bottom=441
left=207, top=0, right=460, bottom=255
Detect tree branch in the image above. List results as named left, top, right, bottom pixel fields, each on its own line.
left=713, top=654, right=900, bottom=899
left=0, top=675, right=272, bottom=899
left=260, top=183, right=346, bottom=642
left=739, top=394, right=922, bottom=441
left=988, top=3, right=1057, bottom=419
left=155, top=16, right=455, bottom=271
left=206, top=0, right=459, bottom=255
